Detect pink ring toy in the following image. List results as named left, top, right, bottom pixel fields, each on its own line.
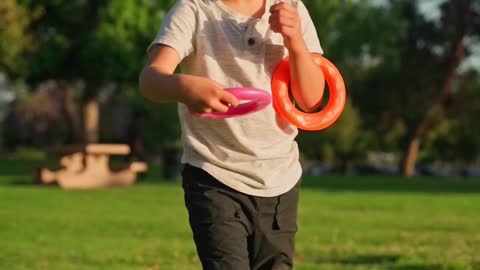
left=192, top=87, right=272, bottom=119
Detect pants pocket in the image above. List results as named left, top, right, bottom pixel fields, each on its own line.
left=273, top=182, right=300, bottom=233
left=181, top=164, right=247, bottom=227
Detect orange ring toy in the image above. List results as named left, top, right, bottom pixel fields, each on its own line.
left=271, top=54, right=346, bottom=131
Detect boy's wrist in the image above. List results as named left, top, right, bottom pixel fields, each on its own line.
left=285, top=37, right=309, bottom=56
left=176, top=74, right=193, bottom=103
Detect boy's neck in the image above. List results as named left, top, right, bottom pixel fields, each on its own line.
left=221, top=0, right=266, bottom=19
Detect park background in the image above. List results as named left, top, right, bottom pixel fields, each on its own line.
left=1, top=0, right=480, bottom=269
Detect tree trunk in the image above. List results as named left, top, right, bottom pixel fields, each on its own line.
left=61, top=82, right=81, bottom=144
left=83, top=99, right=100, bottom=143
left=401, top=123, right=427, bottom=177
left=402, top=138, right=420, bottom=176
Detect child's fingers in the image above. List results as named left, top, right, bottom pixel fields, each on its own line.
left=270, top=2, right=297, bottom=13
left=269, top=16, right=298, bottom=35
left=270, top=7, right=297, bottom=19
left=269, top=11, right=297, bottom=23
left=219, top=90, right=239, bottom=108
left=269, top=5, right=299, bottom=29
left=210, top=100, right=230, bottom=113
left=269, top=15, right=298, bottom=28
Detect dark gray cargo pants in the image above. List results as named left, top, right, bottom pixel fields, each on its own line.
left=182, top=164, right=300, bottom=270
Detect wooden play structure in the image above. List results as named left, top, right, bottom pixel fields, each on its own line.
left=37, top=144, right=148, bottom=190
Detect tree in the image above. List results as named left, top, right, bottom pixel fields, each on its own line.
left=298, top=100, right=368, bottom=172
left=397, top=0, right=479, bottom=176
left=299, top=0, right=406, bottom=164
left=303, top=0, right=480, bottom=174
left=17, top=0, right=166, bottom=143
left=337, top=0, right=480, bottom=175
left=0, top=0, right=33, bottom=76
left=426, top=73, right=480, bottom=165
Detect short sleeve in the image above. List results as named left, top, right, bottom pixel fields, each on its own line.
left=297, top=1, right=323, bottom=54
left=147, top=0, right=197, bottom=60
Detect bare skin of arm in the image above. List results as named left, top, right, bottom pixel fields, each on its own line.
left=138, top=45, right=239, bottom=114
left=269, top=2, right=325, bottom=112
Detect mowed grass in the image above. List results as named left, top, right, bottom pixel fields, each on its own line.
left=1, top=158, right=480, bottom=270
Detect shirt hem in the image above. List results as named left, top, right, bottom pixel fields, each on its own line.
left=182, top=160, right=302, bottom=197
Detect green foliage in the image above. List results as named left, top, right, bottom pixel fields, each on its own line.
left=6, top=147, right=46, bottom=161
left=0, top=0, right=32, bottom=76
left=298, top=100, right=368, bottom=162
left=304, top=0, right=407, bottom=82
left=9, top=0, right=175, bottom=147
left=300, top=0, right=409, bottom=161
left=121, top=87, right=181, bottom=150
left=77, top=0, right=165, bottom=85
left=425, top=79, right=480, bottom=163
left=19, top=0, right=164, bottom=88
left=329, top=0, right=479, bottom=165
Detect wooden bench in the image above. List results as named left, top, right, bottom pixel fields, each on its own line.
left=37, top=144, right=148, bottom=189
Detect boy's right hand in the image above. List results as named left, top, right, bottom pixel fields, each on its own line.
left=140, top=45, right=238, bottom=113
left=179, top=76, right=239, bottom=114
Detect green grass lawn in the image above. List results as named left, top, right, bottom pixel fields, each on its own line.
left=1, top=158, right=480, bottom=270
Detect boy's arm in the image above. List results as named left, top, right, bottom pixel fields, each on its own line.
left=139, top=45, right=238, bottom=113
left=139, top=45, right=184, bottom=102
left=269, top=2, right=325, bottom=112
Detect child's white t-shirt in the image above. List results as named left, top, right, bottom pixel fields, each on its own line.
left=150, top=0, right=323, bottom=197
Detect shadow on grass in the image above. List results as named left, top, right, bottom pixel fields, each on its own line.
left=301, top=175, right=480, bottom=194
left=6, top=180, right=40, bottom=186
left=321, top=254, right=401, bottom=265
left=389, top=264, right=457, bottom=270
left=320, top=255, right=465, bottom=270
left=387, top=263, right=480, bottom=270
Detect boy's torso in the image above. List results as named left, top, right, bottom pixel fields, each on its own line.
left=155, top=0, right=321, bottom=196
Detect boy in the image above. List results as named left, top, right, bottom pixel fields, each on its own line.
left=139, top=0, right=324, bottom=268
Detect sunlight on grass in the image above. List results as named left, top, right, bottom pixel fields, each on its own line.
left=1, top=160, right=479, bottom=269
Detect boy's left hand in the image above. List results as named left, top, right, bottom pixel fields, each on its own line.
left=268, top=2, right=305, bottom=52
